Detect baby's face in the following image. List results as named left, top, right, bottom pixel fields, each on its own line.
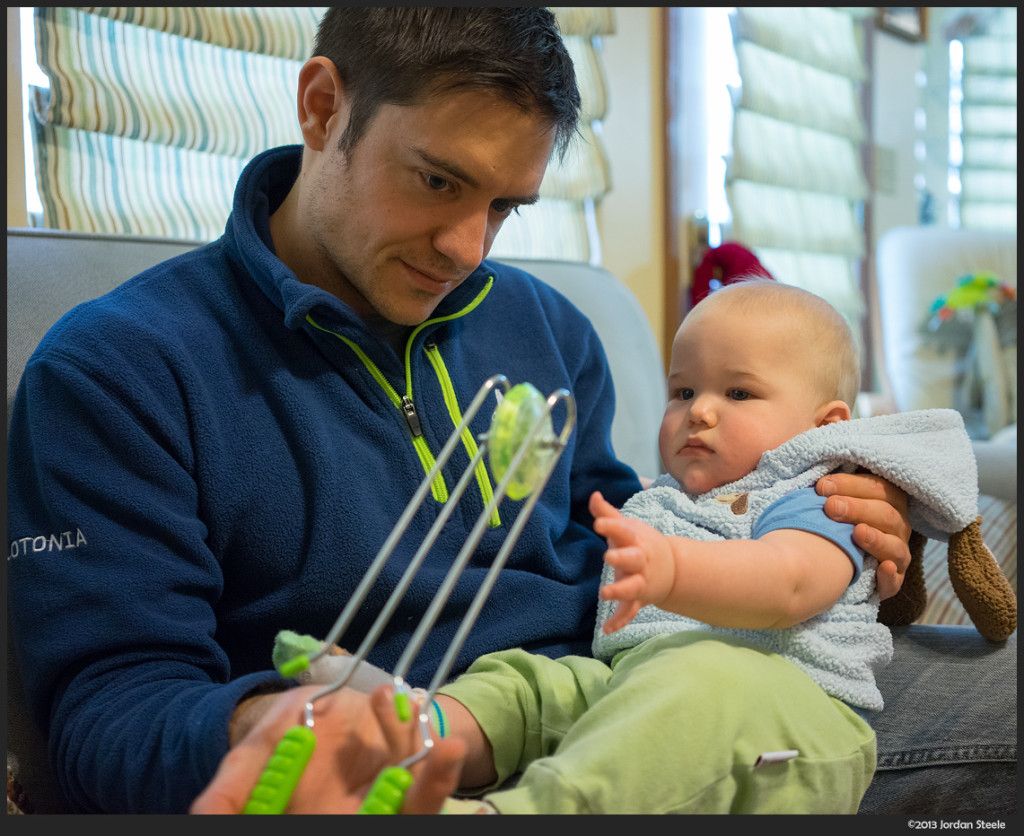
left=659, top=304, right=841, bottom=494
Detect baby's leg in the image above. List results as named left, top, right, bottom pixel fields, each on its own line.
left=451, top=633, right=875, bottom=814
left=437, top=649, right=616, bottom=793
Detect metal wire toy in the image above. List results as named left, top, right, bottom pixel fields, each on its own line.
left=243, top=375, right=576, bottom=814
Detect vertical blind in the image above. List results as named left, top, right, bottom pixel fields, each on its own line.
left=28, top=6, right=614, bottom=261
left=724, top=7, right=870, bottom=353
left=955, top=7, right=1017, bottom=232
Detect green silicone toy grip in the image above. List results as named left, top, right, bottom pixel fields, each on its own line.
left=488, top=382, right=554, bottom=501
left=243, top=725, right=316, bottom=814
left=358, top=766, right=414, bottom=814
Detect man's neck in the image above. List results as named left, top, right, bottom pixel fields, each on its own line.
left=269, top=178, right=412, bottom=353
left=364, top=316, right=413, bottom=355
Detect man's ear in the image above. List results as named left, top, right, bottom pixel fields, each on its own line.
left=817, top=400, right=851, bottom=426
left=296, top=56, right=347, bottom=152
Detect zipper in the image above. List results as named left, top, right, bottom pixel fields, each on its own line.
left=305, top=315, right=448, bottom=502
left=304, top=274, right=497, bottom=512
left=424, top=341, right=501, bottom=528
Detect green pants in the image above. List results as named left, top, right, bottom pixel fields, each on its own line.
left=438, top=632, right=876, bottom=814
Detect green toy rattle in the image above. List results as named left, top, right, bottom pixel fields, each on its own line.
left=243, top=376, right=575, bottom=814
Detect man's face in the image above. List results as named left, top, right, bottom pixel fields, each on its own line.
left=298, top=89, right=555, bottom=326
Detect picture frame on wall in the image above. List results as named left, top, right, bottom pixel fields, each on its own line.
left=876, top=8, right=929, bottom=43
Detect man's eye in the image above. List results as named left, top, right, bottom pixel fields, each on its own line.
left=729, top=389, right=750, bottom=401
left=490, top=198, right=521, bottom=216
left=424, top=173, right=450, bottom=191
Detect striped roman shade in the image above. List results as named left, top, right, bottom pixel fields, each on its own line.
left=955, top=7, right=1017, bottom=232
left=28, top=6, right=614, bottom=261
left=724, top=7, right=870, bottom=351
left=490, top=7, right=615, bottom=263
left=30, top=7, right=320, bottom=240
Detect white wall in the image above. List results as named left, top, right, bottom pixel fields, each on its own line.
left=595, top=7, right=667, bottom=355
left=870, top=29, right=929, bottom=246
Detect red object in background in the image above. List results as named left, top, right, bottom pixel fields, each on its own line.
left=690, top=242, right=775, bottom=307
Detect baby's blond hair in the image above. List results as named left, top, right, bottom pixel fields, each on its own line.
left=688, top=278, right=861, bottom=408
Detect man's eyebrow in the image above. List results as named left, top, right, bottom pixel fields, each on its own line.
left=415, top=147, right=541, bottom=206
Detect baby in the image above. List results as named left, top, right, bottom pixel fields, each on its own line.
left=593, top=276, right=862, bottom=637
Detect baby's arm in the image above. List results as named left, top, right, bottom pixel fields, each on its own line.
left=589, top=492, right=855, bottom=634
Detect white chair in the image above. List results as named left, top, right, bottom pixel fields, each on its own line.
left=875, top=225, right=1016, bottom=502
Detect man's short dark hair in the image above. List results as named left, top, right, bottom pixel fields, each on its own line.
left=313, top=7, right=581, bottom=160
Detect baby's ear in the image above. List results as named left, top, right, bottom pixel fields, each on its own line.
left=817, top=400, right=851, bottom=426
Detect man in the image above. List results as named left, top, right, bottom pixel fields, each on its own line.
left=9, top=9, right=914, bottom=814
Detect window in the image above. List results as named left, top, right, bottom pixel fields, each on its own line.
left=946, top=8, right=1017, bottom=231
left=665, top=8, right=873, bottom=390
left=19, top=6, right=47, bottom=221
left=704, top=7, right=739, bottom=250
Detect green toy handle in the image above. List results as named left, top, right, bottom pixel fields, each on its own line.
left=242, top=724, right=317, bottom=814
left=357, top=766, right=414, bottom=814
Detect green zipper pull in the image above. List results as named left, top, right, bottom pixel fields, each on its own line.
left=401, top=396, right=423, bottom=437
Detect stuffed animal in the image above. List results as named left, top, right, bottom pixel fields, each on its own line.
left=878, top=518, right=1017, bottom=641
left=690, top=242, right=774, bottom=307
left=272, top=629, right=394, bottom=690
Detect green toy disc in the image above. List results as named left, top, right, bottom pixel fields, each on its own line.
left=488, top=383, right=555, bottom=501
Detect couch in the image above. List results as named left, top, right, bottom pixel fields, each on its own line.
left=6, top=227, right=1017, bottom=814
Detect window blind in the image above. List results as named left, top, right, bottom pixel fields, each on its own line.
left=724, top=7, right=870, bottom=350
left=956, top=7, right=1016, bottom=232
left=29, top=6, right=614, bottom=261
left=482, top=7, right=616, bottom=263
left=30, top=7, right=321, bottom=240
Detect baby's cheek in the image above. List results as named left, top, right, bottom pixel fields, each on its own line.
left=657, top=414, right=680, bottom=460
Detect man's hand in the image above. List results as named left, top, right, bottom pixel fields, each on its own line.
left=190, top=684, right=464, bottom=814
left=816, top=471, right=912, bottom=600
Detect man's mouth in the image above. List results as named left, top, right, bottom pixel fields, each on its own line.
left=402, top=260, right=460, bottom=290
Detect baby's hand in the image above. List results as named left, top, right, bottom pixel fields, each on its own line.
left=589, top=492, right=677, bottom=634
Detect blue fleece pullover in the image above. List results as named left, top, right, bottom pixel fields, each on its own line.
left=6, top=145, right=641, bottom=813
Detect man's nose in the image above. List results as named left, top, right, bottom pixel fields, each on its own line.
left=432, top=208, right=493, bottom=272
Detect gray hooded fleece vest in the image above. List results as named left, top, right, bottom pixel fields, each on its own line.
left=592, top=409, right=978, bottom=711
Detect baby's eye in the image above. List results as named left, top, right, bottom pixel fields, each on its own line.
left=678, top=388, right=694, bottom=401
left=729, top=389, right=751, bottom=401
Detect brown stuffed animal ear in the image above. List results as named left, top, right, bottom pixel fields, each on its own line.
left=878, top=530, right=927, bottom=627
left=948, top=517, right=1017, bottom=641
